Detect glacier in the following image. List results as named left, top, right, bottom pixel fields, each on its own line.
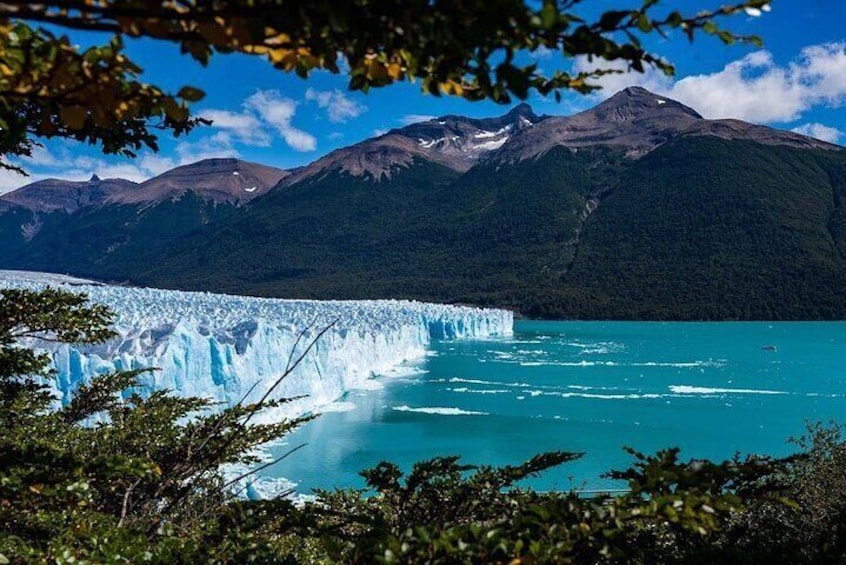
left=0, top=270, right=513, bottom=421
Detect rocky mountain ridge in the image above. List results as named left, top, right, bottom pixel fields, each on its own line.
left=488, top=87, right=839, bottom=163
left=0, top=175, right=137, bottom=214
left=278, top=102, right=544, bottom=186
left=1, top=158, right=288, bottom=213
left=2, top=87, right=840, bottom=207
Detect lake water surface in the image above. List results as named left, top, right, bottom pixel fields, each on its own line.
left=270, top=321, right=846, bottom=494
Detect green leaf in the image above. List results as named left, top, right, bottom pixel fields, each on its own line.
left=177, top=86, right=205, bottom=102
left=636, top=14, right=652, bottom=33
left=539, top=2, right=559, bottom=29
left=598, top=11, right=630, bottom=30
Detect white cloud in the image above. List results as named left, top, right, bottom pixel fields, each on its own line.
left=137, top=154, right=177, bottom=177
left=0, top=168, right=40, bottom=194
left=573, top=42, right=846, bottom=124
left=399, top=114, right=437, bottom=126
left=305, top=88, right=366, bottom=122
left=668, top=50, right=806, bottom=122
left=0, top=88, right=323, bottom=194
left=199, top=89, right=317, bottom=153
left=244, top=90, right=317, bottom=152
left=791, top=122, right=843, bottom=144
left=24, top=145, right=62, bottom=168
left=199, top=109, right=271, bottom=146
left=328, top=131, right=344, bottom=141
left=799, top=43, right=846, bottom=105
left=372, top=128, right=390, bottom=137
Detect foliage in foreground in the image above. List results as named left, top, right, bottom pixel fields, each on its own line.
left=0, top=287, right=310, bottom=563
left=0, top=0, right=772, bottom=173
left=310, top=448, right=775, bottom=564
left=2, top=287, right=846, bottom=564
left=307, top=424, right=846, bottom=564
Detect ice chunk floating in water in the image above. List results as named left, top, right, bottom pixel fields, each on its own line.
left=0, top=270, right=512, bottom=420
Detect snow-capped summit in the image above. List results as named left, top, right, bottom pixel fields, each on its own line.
left=278, top=103, right=546, bottom=184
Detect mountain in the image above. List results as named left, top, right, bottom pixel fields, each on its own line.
left=1, top=88, right=845, bottom=320
left=0, top=175, right=138, bottom=213
left=0, top=157, right=287, bottom=212
left=488, top=87, right=836, bottom=165
left=279, top=102, right=543, bottom=186
left=111, top=158, right=289, bottom=205
left=0, top=158, right=287, bottom=279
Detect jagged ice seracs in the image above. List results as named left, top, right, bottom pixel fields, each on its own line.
left=1, top=271, right=513, bottom=421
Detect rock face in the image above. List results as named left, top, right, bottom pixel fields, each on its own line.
left=0, top=158, right=288, bottom=212
left=488, top=87, right=703, bottom=161
left=678, top=118, right=839, bottom=150
left=277, top=87, right=839, bottom=186
left=111, top=158, right=290, bottom=205
left=0, top=176, right=138, bottom=213
left=279, top=102, right=545, bottom=185
left=488, top=87, right=839, bottom=163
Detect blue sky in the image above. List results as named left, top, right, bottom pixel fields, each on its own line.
left=2, top=0, right=845, bottom=193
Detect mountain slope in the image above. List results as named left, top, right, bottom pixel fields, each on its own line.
left=556, top=137, right=846, bottom=320
left=112, top=158, right=289, bottom=205
left=0, top=175, right=137, bottom=213
left=1, top=88, right=844, bottom=320
left=5, top=192, right=240, bottom=281
left=0, top=158, right=287, bottom=279
left=489, top=87, right=837, bottom=164
left=131, top=138, right=846, bottom=320
left=279, top=102, right=543, bottom=186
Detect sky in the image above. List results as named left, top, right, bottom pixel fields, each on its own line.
left=2, top=0, right=845, bottom=193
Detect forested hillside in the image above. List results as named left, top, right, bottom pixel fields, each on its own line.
left=2, top=90, right=844, bottom=320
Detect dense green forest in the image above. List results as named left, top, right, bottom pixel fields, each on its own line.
left=2, top=138, right=845, bottom=320
left=552, top=138, right=846, bottom=320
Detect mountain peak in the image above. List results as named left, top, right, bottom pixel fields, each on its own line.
left=281, top=100, right=547, bottom=185
left=506, top=102, right=538, bottom=121
left=593, top=87, right=703, bottom=122
left=109, top=158, right=289, bottom=205
left=0, top=176, right=137, bottom=213
left=621, top=85, right=653, bottom=96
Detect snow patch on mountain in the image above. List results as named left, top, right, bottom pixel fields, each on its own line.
left=473, top=137, right=510, bottom=151
left=1, top=271, right=512, bottom=421
left=473, top=125, right=512, bottom=139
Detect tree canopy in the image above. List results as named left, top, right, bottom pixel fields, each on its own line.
left=0, top=0, right=771, bottom=172
left=0, top=287, right=313, bottom=562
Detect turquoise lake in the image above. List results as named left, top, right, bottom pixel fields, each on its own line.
left=271, top=321, right=846, bottom=494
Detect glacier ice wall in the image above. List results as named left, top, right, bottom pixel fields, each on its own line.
left=1, top=271, right=512, bottom=420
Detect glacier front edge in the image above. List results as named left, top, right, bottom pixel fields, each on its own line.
left=0, top=271, right=513, bottom=421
